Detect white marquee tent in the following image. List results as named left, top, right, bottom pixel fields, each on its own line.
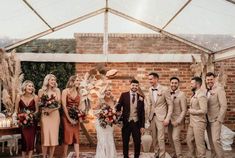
left=0, top=0, right=235, bottom=60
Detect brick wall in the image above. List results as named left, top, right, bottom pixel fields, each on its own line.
left=75, top=34, right=235, bottom=146
left=16, top=34, right=234, bottom=146
left=215, top=58, right=235, bottom=130
left=74, top=33, right=202, bottom=54
left=77, top=62, right=193, bottom=145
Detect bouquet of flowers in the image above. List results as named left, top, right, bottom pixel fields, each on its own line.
left=98, top=105, right=119, bottom=128
left=68, top=105, right=86, bottom=122
left=17, top=109, right=34, bottom=128
left=39, top=94, right=59, bottom=115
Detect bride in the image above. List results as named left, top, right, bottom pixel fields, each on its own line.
left=94, top=86, right=117, bottom=158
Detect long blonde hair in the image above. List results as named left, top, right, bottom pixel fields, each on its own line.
left=41, top=74, right=58, bottom=92
left=21, top=80, right=35, bottom=96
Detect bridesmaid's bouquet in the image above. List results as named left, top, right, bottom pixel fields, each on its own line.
left=68, top=105, right=86, bottom=122
left=17, top=109, right=34, bottom=128
left=39, top=94, right=59, bottom=115
left=98, top=105, right=118, bottom=128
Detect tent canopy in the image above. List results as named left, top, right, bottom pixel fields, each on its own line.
left=1, top=0, right=235, bottom=54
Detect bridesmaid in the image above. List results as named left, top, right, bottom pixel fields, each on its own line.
left=61, top=75, right=81, bottom=158
left=15, top=80, right=39, bottom=158
left=38, top=74, right=61, bottom=158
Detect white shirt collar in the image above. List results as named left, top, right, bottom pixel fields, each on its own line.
left=152, top=84, right=160, bottom=90
left=130, top=90, right=137, bottom=95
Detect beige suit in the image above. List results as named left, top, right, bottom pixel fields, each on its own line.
left=207, top=85, right=227, bottom=158
left=187, top=88, right=208, bottom=158
left=168, top=90, right=187, bottom=158
left=148, top=85, right=173, bottom=158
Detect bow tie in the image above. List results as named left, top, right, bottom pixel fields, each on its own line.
left=152, top=88, right=158, bottom=91
left=207, top=88, right=212, bottom=91
left=192, top=91, right=196, bottom=97
left=170, top=91, right=175, bottom=95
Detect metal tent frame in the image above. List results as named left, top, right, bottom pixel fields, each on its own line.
left=2, top=0, right=235, bottom=57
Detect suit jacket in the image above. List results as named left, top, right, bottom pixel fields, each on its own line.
left=116, top=91, right=145, bottom=128
left=148, top=85, right=173, bottom=122
left=207, top=84, right=227, bottom=123
left=170, top=89, right=187, bottom=124
left=189, top=88, right=208, bottom=125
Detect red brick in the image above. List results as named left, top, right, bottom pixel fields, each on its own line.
left=74, top=34, right=235, bottom=144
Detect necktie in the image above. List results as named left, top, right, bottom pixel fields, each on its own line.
left=152, top=88, right=158, bottom=91
left=170, top=91, right=175, bottom=95
left=132, top=94, right=135, bottom=104
left=207, top=87, right=212, bottom=92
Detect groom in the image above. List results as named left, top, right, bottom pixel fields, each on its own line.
left=116, top=79, right=145, bottom=158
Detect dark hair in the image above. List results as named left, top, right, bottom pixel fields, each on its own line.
left=206, top=72, right=216, bottom=78
left=191, top=76, right=202, bottom=85
left=170, top=76, right=180, bottom=82
left=149, top=72, right=159, bottom=79
left=130, top=79, right=139, bottom=84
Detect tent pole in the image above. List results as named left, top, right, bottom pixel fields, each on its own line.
left=5, top=8, right=105, bottom=51
left=103, top=0, right=109, bottom=62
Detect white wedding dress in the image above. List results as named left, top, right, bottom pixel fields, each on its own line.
left=95, top=118, right=117, bottom=158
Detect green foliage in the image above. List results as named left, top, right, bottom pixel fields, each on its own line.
left=21, top=62, right=76, bottom=93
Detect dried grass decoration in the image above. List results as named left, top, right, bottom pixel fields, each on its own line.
left=0, top=48, right=23, bottom=115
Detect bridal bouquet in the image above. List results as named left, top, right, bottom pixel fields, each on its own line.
left=68, top=105, right=86, bottom=122
left=39, top=94, right=59, bottom=115
left=17, top=109, right=34, bottom=128
left=98, top=105, right=118, bottom=128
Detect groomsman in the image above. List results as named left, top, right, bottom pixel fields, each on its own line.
left=187, top=77, right=208, bottom=158
left=168, top=77, right=187, bottom=158
left=116, top=79, right=145, bottom=158
left=148, top=72, right=173, bottom=158
left=206, top=72, right=227, bottom=158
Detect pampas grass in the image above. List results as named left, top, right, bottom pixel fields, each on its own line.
left=216, top=65, right=228, bottom=88
left=0, top=48, right=23, bottom=115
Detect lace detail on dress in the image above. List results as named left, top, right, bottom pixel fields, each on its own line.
left=95, top=119, right=117, bottom=158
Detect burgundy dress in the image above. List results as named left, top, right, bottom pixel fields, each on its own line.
left=19, top=99, right=37, bottom=152
left=62, top=94, right=80, bottom=144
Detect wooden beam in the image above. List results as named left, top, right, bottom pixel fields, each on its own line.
left=13, top=52, right=201, bottom=63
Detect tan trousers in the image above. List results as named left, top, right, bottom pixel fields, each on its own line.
left=150, top=116, right=166, bottom=158
left=207, top=121, right=224, bottom=158
left=149, top=118, right=158, bottom=152
left=168, top=123, right=183, bottom=158
left=186, top=122, right=207, bottom=158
